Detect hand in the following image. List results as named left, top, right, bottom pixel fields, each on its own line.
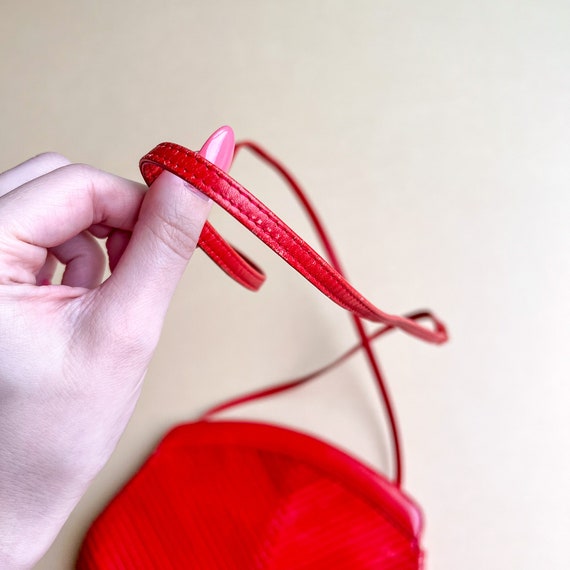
left=0, top=127, right=234, bottom=568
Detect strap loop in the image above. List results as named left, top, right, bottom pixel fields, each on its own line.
left=140, top=140, right=449, bottom=486
left=140, top=142, right=448, bottom=345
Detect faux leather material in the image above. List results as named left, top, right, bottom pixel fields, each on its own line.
left=139, top=143, right=447, bottom=345
left=199, top=223, right=266, bottom=291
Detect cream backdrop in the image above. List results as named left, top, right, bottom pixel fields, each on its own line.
left=1, top=1, right=568, bottom=569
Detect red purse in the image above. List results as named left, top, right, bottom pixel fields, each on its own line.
left=77, top=139, right=448, bottom=569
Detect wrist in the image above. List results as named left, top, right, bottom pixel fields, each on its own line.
left=0, top=404, right=88, bottom=569
left=0, top=483, right=77, bottom=569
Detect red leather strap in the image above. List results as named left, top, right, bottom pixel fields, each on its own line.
left=139, top=142, right=448, bottom=345
left=230, top=141, right=408, bottom=485
left=208, top=142, right=445, bottom=486
left=199, top=224, right=265, bottom=291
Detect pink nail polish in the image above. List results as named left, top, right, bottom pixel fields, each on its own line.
left=198, top=126, right=235, bottom=172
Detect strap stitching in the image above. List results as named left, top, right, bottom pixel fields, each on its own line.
left=153, top=148, right=374, bottom=314
left=200, top=226, right=264, bottom=290
left=142, top=144, right=445, bottom=343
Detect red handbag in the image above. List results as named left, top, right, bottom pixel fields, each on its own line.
left=77, top=139, right=448, bottom=569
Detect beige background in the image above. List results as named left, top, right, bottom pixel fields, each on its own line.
left=1, top=1, right=569, bottom=568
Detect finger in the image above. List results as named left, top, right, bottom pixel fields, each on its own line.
left=50, top=232, right=106, bottom=288
left=36, top=252, right=58, bottom=286
left=106, top=229, right=131, bottom=272
left=0, top=165, right=147, bottom=247
left=100, top=126, right=234, bottom=326
left=0, top=165, right=147, bottom=284
left=89, top=224, right=113, bottom=239
left=0, top=152, right=70, bottom=197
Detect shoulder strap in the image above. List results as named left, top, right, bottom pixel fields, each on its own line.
left=139, top=141, right=449, bottom=486
left=140, top=142, right=447, bottom=346
left=199, top=223, right=265, bottom=291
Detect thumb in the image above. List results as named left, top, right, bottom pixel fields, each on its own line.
left=100, top=126, right=235, bottom=326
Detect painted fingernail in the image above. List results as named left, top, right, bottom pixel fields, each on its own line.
left=198, top=125, right=235, bottom=172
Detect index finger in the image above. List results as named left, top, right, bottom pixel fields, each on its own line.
left=0, top=152, right=71, bottom=198
left=0, top=163, right=147, bottom=249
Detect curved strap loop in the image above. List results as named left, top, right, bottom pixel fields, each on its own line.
left=140, top=142, right=447, bottom=345
left=199, top=223, right=265, bottom=291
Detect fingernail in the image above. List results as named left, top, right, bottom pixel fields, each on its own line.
left=198, top=125, right=235, bottom=172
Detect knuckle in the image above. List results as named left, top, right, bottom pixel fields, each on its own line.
left=62, top=162, right=96, bottom=179
left=58, top=163, right=100, bottom=200
left=34, top=151, right=71, bottom=170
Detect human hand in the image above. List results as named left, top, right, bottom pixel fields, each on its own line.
left=0, top=126, right=235, bottom=569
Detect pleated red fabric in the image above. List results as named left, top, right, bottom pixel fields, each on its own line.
left=78, top=422, right=423, bottom=569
